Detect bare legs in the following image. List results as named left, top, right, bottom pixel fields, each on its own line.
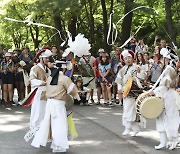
left=2, top=84, right=14, bottom=106
left=16, top=81, right=25, bottom=101
left=100, top=83, right=112, bottom=105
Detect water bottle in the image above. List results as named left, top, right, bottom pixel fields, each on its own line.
left=4, top=65, right=8, bottom=74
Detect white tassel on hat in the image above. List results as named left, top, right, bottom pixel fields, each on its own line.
left=160, top=48, right=171, bottom=59
left=67, top=34, right=91, bottom=57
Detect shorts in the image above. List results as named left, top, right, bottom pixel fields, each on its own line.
left=99, top=76, right=112, bottom=83
left=96, top=78, right=101, bottom=88
left=1, top=72, right=15, bottom=84
left=15, top=72, right=24, bottom=82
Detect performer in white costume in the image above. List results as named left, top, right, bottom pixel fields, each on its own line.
left=148, top=47, right=180, bottom=150
left=31, top=63, right=80, bottom=153
left=115, top=50, right=143, bottom=137
left=24, top=47, right=52, bottom=141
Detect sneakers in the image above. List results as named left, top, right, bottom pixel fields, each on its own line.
left=102, top=102, right=108, bottom=106
left=113, top=98, right=119, bottom=104
left=90, top=99, right=95, bottom=104
left=122, top=129, right=130, bottom=136
left=79, top=100, right=89, bottom=106
left=155, top=144, right=166, bottom=150
left=88, top=101, right=94, bottom=105
left=131, top=131, right=139, bottom=137
left=80, top=102, right=84, bottom=106
left=84, top=102, right=90, bottom=106
left=95, top=101, right=100, bottom=105
left=8, top=101, right=13, bottom=107
left=2, top=101, right=8, bottom=107
left=2, top=101, right=12, bottom=107
left=108, top=102, right=114, bottom=107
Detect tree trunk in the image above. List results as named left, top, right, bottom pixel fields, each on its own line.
left=101, top=0, right=110, bottom=52
left=88, top=0, right=95, bottom=45
left=110, top=0, right=114, bottom=13
left=68, top=13, right=77, bottom=41
left=12, top=31, right=21, bottom=48
left=53, top=9, right=64, bottom=46
left=121, top=0, right=134, bottom=45
left=29, top=26, right=40, bottom=49
left=164, top=0, right=177, bottom=44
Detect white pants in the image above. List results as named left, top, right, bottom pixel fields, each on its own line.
left=31, top=99, right=69, bottom=152
left=122, top=97, right=140, bottom=132
left=30, top=87, right=47, bottom=129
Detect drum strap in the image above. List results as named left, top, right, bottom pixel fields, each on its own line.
left=83, top=77, right=95, bottom=87
left=124, top=65, right=136, bottom=76
left=124, top=65, right=130, bottom=75
left=82, top=56, right=93, bottom=70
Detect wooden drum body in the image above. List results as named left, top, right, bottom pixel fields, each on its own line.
left=123, top=76, right=142, bottom=98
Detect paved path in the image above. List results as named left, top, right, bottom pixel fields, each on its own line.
left=0, top=103, right=180, bottom=154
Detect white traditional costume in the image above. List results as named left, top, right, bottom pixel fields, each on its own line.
left=24, top=48, right=52, bottom=142
left=115, top=50, right=142, bottom=136
left=29, top=63, right=50, bottom=129
left=31, top=67, right=79, bottom=153
left=152, top=47, right=180, bottom=150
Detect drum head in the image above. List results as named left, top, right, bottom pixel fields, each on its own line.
left=140, top=97, right=163, bottom=119
left=65, top=94, right=74, bottom=111
left=123, top=76, right=133, bottom=97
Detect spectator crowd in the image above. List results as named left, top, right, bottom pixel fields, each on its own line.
left=0, top=36, right=180, bottom=108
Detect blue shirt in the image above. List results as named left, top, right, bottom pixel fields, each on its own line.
left=98, top=63, right=111, bottom=75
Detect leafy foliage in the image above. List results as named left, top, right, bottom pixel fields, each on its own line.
left=0, top=0, right=179, bottom=54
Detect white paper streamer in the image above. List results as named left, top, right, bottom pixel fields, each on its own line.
left=161, top=25, right=177, bottom=49
left=4, top=17, right=65, bottom=42
left=119, top=19, right=146, bottom=49
left=44, top=32, right=59, bottom=44
left=107, top=11, right=118, bottom=45
left=116, top=6, right=158, bottom=26
left=107, top=6, right=158, bottom=46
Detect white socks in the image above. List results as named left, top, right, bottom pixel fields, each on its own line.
left=155, top=132, right=167, bottom=150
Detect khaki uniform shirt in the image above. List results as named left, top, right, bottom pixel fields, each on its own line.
left=29, top=64, right=50, bottom=82
left=46, top=72, right=78, bottom=101
left=29, top=63, right=50, bottom=100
